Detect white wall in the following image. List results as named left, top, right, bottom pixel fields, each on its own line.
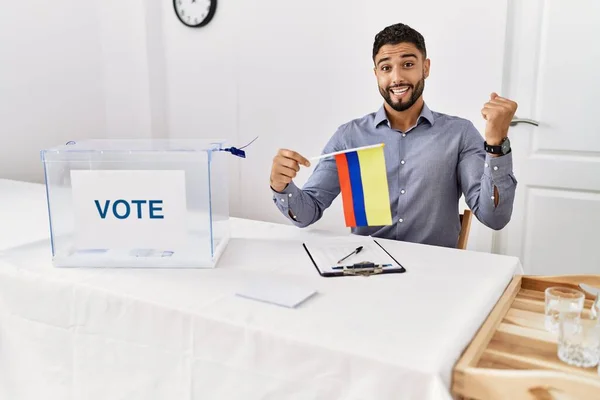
left=0, top=0, right=168, bottom=184
left=0, top=0, right=107, bottom=182
left=97, top=0, right=151, bottom=139
left=96, top=0, right=169, bottom=140
left=162, top=0, right=508, bottom=251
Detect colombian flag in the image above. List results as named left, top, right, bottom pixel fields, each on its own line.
left=334, top=144, right=392, bottom=227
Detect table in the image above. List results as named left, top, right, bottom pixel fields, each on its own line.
left=0, top=179, right=523, bottom=399
left=0, top=179, right=52, bottom=251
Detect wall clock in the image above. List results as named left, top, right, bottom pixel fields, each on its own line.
left=173, top=0, right=217, bottom=28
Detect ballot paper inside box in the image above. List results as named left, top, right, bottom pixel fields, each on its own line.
left=40, top=139, right=229, bottom=268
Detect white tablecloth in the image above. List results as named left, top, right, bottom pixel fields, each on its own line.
left=0, top=179, right=523, bottom=400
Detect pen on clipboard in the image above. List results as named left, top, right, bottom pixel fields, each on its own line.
left=337, top=246, right=363, bottom=264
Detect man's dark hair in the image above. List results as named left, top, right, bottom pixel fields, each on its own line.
left=372, top=23, right=427, bottom=62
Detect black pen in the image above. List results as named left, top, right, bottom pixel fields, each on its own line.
left=337, top=246, right=363, bottom=264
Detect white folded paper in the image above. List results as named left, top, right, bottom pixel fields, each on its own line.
left=236, top=279, right=317, bottom=308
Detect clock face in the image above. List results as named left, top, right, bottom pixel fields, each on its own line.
left=173, top=0, right=217, bottom=28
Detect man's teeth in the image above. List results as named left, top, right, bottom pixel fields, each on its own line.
left=391, top=87, right=409, bottom=95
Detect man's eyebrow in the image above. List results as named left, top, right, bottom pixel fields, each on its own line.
left=376, top=54, right=418, bottom=66
left=376, top=57, right=390, bottom=66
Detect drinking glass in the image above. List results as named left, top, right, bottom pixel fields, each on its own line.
left=545, top=286, right=585, bottom=333
left=558, top=315, right=600, bottom=368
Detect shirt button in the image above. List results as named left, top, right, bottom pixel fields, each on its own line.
left=280, top=198, right=285, bottom=203
left=400, top=189, right=405, bottom=194
left=493, top=166, right=499, bottom=171
left=288, top=193, right=292, bottom=197
left=402, top=133, right=407, bottom=137
left=399, top=218, right=404, bottom=223
left=400, top=160, right=405, bottom=165
left=485, top=163, right=489, bottom=168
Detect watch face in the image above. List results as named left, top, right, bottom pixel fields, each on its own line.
left=174, top=0, right=217, bottom=28
left=501, top=137, right=511, bottom=154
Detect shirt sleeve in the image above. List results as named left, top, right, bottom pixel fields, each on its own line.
left=271, top=127, right=345, bottom=227
left=458, top=122, right=518, bottom=230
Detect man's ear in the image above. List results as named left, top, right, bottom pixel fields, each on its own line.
left=423, top=58, right=431, bottom=79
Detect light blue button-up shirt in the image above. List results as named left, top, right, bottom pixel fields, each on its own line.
left=272, top=103, right=517, bottom=248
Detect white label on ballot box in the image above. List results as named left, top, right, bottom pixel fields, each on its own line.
left=71, top=170, right=187, bottom=250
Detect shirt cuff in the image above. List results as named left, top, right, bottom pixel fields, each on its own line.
left=271, top=181, right=302, bottom=208
left=484, top=151, right=514, bottom=183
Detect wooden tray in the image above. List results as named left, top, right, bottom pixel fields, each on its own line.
left=452, top=275, right=600, bottom=400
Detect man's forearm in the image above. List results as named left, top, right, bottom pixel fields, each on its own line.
left=473, top=154, right=517, bottom=230
left=272, top=181, right=323, bottom=228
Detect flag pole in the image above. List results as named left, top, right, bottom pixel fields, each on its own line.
left=308, top=143, right=385, bottom=161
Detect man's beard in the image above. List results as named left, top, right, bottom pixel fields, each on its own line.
left=380, top=75, right=425, bottom=112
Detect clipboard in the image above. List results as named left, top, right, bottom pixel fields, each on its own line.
left=302, top=239, right=406, bottom=277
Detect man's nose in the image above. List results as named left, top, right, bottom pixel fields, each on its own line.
left=391, top=70, right=405, bottom=85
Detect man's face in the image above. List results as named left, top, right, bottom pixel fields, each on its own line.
left=373, top=43, right=430, bottom=112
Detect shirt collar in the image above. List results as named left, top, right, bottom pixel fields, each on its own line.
left=374, top=103, right=435, bottom=128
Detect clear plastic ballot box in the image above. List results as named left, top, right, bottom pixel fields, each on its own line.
left=40, top=139, right=230, bottom=268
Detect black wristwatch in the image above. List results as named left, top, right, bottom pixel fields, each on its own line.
left=484, top=137, right=511, bottom=155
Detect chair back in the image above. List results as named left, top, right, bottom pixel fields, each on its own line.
left=458, top=209, right=473, bottom=250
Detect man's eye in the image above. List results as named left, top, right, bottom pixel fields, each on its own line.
left=404, top=63, right=414, bottom=68
left=381, top=66, right=390, bottom=71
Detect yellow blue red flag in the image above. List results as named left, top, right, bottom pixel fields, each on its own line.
left=332, top=143, right=392, bottom=227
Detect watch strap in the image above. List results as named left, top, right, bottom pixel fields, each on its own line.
left=484, top=141, right=503, bottom=154
left=484, top=138, right=510, bottom=155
